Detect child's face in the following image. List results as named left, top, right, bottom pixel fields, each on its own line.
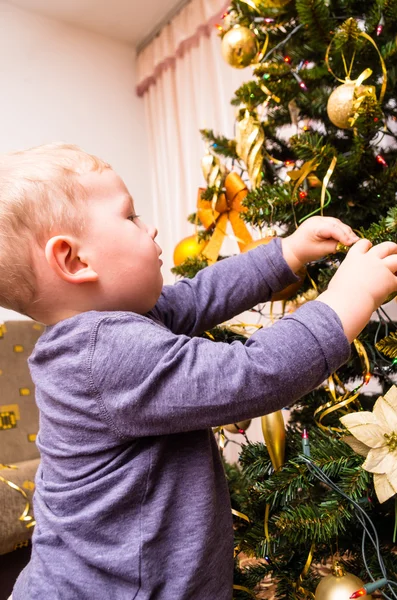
left=79, top=168, right=163, bottom=314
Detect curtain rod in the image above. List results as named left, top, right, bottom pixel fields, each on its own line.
left=136, top=0, right=193, bottom=54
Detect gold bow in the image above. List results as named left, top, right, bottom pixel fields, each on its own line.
left=197, top=172, right=253, bottom=264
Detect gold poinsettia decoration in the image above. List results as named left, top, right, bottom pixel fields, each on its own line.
left=340, top=385, right=397, bottom=504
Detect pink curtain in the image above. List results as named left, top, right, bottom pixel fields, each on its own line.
left=136, top=0, right=249, bottom=282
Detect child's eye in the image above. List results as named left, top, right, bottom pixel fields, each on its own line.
left=127, top=214, right=140, bottom=222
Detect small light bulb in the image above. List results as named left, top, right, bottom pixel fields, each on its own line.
left=350, top=589, right=366, bottom=599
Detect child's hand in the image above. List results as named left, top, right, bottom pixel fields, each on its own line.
left=281, top=216, right=359, bottom=272
left=316, top=239, right=397, bottom=342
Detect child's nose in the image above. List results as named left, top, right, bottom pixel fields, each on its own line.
left=148, top=226, right=158, bottom=240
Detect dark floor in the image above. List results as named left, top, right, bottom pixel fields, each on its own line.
left=0, top=543, right=31, bottom=600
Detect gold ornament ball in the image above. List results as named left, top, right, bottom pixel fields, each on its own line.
left=221, top=26, right=258, bottom=69
left=315, top=564, right=371, bottom=600
left=173, top=235, right=206, bottom=266
left=327, top=82, right=373, bottom=129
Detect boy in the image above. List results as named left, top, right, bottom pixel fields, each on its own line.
left=3, top=143, right=397, bottom=600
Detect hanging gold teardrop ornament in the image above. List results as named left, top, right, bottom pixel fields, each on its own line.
left=236, top=110, right=264, bottom=189
left=315, top=562, right=371, bottom=599
left=261, top=410, right=285, bottom=471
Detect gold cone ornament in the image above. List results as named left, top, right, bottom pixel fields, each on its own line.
left=327, top=81, right=376, bottom=129
left=173, top=235, right=207, bottom=266
left=221, top=25, right=259, bottom=69
left=261, top=410, right=285, bottom=471
left=223, top=420, right=251, bottom=434
left=241, top=233, right=306, bottom=301
left=315, top=562, right=371, bottom=599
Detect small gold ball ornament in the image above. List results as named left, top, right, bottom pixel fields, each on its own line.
left=315, top=562, right=371, bottom=600
left=173, top=235, right=207, bottom=266
left=327, top=81, right=374, bottom=129
left=221, top=25, right=258, bottom=69
left=223, top=420, right=251, bottom=434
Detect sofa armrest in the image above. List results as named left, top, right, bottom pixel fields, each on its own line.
left=0, top=458, right=39, bottom=555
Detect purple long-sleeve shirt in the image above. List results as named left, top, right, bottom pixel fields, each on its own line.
left=13, top=239, right=350, bottom=599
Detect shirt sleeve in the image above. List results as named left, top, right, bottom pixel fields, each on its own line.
left=88, top=301, right=350, bottom=439
left=147, top=238, right=299, bottom=336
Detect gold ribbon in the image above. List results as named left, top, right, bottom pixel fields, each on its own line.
left=288, top=154, right=337, bottom=221
left=293, top=542, right=316, bottom=599
left=320, top=155, right=337, bottom=215
left=233, top=584, right=257, bottom=597
left=197, top=172, right=253, bottom=264
left=314, top=339, right=370, bottom=432
left=0, top=464, right=35, bottom=528
left=232, top=508, right=251, bottom=523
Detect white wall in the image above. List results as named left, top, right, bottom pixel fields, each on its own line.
left=0, top=2, right=151, bottom=322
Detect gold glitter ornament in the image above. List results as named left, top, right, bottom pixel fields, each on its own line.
left=221, top=25, right=258, bottom=69
left=223, top=420, right=251, bottom=434
left=315, top=562, right=371, bottom=599
left=327, top=81, right=375, bottom=129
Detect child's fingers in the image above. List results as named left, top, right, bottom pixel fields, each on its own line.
left=320, top=220, right=359, bottom=245
left=347, top=238, right=373, bottom=255
left=369, top=241, right=397, bottom=259
left=382, top=255, right=397, bottom=274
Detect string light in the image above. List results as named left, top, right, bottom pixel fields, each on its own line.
left=284, top=55, right=292, bottom=64
left=291, top=71, right=307, bottom=90
left=376, top=154, right=388, bottom=167
left=301, top=428, right=311, bottom=456
left=299, top=190, right=308, bottom=199
left=350, top=577, right=388, bottom=598
left=377, top=14, right=385, bottom=36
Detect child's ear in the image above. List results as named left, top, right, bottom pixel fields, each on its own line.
left=45, top=236, right=99, bottom=284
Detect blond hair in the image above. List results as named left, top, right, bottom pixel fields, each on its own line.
left=0, top=142, right=110, bottom=314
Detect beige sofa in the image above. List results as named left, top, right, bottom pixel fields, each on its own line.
left=0, top=320, right=43, bottom=555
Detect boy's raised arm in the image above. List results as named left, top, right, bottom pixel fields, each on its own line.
left=149, top=238, right=298, bottom=336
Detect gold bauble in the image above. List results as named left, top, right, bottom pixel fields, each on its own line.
left=315, top=563, right=371, bottom=600
left=223, top=420, right=251, bottom=434
left=261, top=410, right=285, bottom=471
left=221, top=26, right=258, bottom=69
left=173, top=235, right=206, bottom=266
left=241, top=234, right=305, bottom=301
left=327, top=82, right=374, bottom=129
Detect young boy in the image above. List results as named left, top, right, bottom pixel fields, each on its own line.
left=4, top=143, right=397, bottom=600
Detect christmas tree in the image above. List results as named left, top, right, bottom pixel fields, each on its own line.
left=172, top=1, right=397, bottom=598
